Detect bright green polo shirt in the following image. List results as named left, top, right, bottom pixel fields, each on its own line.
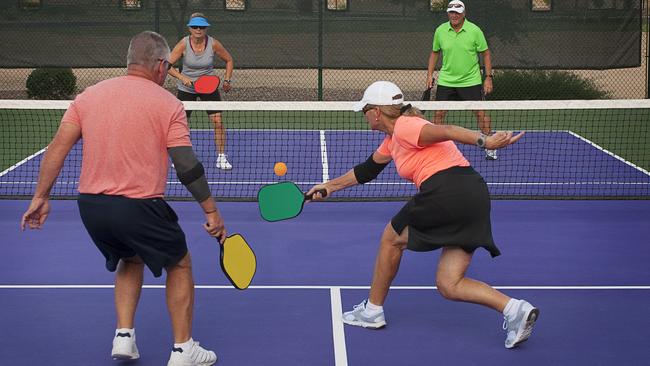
left=432, top=19, right=488, bottom=87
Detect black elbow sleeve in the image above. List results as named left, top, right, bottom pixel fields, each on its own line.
left=176, top=162, right=205, bottom=186
left=177, top=163, right=212, bottom=202
left=169, top=146, right=212, bottom=202
left=353, top=154, right=389, bottom=184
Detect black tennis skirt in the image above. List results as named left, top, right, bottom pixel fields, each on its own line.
left=391, top=166, right=500, bottom=257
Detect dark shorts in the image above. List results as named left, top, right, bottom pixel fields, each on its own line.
left=435, top=84, right=485, bottom=101
left=177, top=88, right=222, bottom=117
left=77, top=194, right=188, bottom=277
left=391, top=166, right=500, bottom=257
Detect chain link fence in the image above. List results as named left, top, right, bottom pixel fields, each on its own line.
left=0, top=0, right=648, bottom=101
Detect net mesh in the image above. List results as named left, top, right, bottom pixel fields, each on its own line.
left=1, top=100, right=649, bottom=200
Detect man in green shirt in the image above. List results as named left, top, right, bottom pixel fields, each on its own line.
left=426, top=0, right=497, bottom=160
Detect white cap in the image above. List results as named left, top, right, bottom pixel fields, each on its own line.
left=447, top=0, right=465, bottom=13
left=353, top=81, right=404, bottom=112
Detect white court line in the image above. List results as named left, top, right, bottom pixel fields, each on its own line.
left=0, top=147, right=47, bottom=178
left=1, top=285, right=649, bottom=290
left=320, top=130, right=330, bottom=182
left=568, top=130, right=650, bottom=177
left=330, top=287, right=348, bottom=366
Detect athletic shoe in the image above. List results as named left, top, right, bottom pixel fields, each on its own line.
left=503, top=300, right=540, bottom=349
left=111, top=329, right=140, bottom=360
left=342, top=299, right=387, bottom=329
left=216, top=154, right=232, bottom=170
left=167, top=339, right=217, bottom=366
left=485, top=149, right=498, bottom=160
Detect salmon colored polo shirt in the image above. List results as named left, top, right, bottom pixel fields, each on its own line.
left=62, top=75, right=191, bottom=199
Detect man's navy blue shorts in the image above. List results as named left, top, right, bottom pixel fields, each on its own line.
left=77, top=194, right=188, bottom=277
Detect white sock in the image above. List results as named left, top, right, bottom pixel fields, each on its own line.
left=115, top=328, right=134, bottom=336
left=363, top=300, right=383, bottom=317
left=174, top=338, right=194, bottom=351
left=502, top=298, right=520, bottom=319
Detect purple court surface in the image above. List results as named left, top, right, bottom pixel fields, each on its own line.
left=2, top=199, right=649, bottom=365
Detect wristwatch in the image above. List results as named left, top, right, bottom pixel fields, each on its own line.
left=224, top=79, right=232, bottom=84
left=476, top=133, right=487, bottom=148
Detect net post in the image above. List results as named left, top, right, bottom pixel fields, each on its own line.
left=318, top=0, right=324, bottom=101
left=154, top=0, right=160, bottom=33
left=641, top=0, right=650, bottom=99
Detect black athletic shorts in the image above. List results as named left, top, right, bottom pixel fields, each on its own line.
left=177, top=88, right=222, bottom=117
left=435, top=84, right=484, bottom=101
left=77, top=194, right=188, bottom=277
left=391, top=166, right=500, bottom=257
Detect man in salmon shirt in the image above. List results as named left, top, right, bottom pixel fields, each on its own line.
left=21, top=31, right=223, bottom=366
left=307, top=81, right=538, bottom=349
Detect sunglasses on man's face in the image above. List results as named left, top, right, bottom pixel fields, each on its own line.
left=190, top=26, right=207, bottom=30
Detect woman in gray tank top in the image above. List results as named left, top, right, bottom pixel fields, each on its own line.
left=168, top=13, right=235, bottom=170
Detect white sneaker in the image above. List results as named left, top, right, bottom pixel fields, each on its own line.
left=503, top=300, right=539, bottom=349
left=342, top=299, right=386, bottom=329
left=111, top=329, right=140, bottom=360
left=167, top=339, right=217, bottom=366
left=485, top=149, right=498, bottom=160
left=216, top=154, right=232, bottom=170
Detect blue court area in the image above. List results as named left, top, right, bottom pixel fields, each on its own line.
left=2, top=199, right=650, bottom=365
left=1, top=129, right=649, bottom=198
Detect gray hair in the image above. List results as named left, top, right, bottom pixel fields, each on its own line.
left=190, top=12, right=207, bottom=19
left=126, top=31, right=170, bottom=68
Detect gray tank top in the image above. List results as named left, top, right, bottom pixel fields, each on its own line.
left=177, top=36, right=215, bottom=93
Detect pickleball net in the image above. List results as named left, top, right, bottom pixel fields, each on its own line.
left=1, top=99, right=648, bottom=200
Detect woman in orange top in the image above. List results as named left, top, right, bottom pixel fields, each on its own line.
left=307, top=81, right=537, bottom=349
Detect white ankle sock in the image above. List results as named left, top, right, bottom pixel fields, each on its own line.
left=174, top=338, right=194, bottom=351
left=363, top=300, right=383, bottom=316
left=502, top=298, right=520, bottom=319
left=115, top=328, right=134, bottom=336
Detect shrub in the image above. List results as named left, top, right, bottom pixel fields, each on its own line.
left=26, top=68, right=77, bottom=100
left=490, top=70, right=610, bottom=100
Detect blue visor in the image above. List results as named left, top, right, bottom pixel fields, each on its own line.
left=187, top=17, right=210, bottom=27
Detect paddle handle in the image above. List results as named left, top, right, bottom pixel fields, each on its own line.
left=421, top=87, right=432, bottom=101
left=304, top=189, right=328, bottom=200
left=205, top=222, right=223, bottom=245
